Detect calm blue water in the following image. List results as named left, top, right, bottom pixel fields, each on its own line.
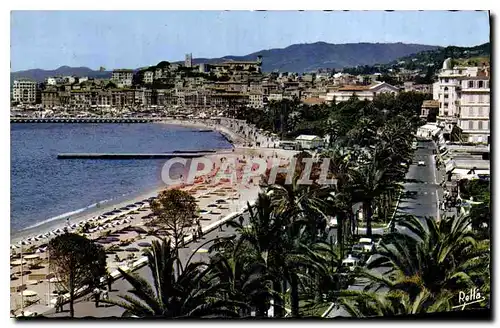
left=10, top=123, right=232, bottom=233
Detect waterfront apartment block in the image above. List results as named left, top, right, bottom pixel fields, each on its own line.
left=111, top=69, right=134, bottom=87
left=457, top=75, right=490, bottom=144
left=12, top=79, right=37, bottom=104
left=432, top=58, right=490, bottom=144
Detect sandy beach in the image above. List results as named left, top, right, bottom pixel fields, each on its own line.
left=10, top=145, right=295, bottom=315
left=10, top=117, right=295, bottom=316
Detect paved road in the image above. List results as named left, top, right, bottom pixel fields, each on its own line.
left=325, top=140, right=441, bottom=318
left=45, top=211, right=337, bottom=318
left=396, top=140, right=440, bottom=221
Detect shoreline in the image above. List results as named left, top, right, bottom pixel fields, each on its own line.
left=10, top=118, right=280, bottom=246
left=10, top=184, right=166, bottom=245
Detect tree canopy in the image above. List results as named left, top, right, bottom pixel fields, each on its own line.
left=48, top=233, right=107, bottom=317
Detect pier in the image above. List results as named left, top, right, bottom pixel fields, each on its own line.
left=10, top=117, right=166, bottom=124
left=57, top=151, right=217, bottom=159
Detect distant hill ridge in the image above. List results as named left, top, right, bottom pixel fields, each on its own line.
left=11, top=41, right=442, bottom=82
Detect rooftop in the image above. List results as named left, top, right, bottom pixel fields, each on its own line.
left=296, top=134, right=322, bottom=141
left=302, top=97, right=327, bottom=105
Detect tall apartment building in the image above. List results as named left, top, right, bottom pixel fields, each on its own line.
left=433, top=58, right=490, bottom=143
left=111, top=69, right=134, bottom=87
left=185, top=53, right=193, bottom=68
left=12, top=79, right=37, bottom=104
left=458, top=74, right=490, bottom=144
left=143, top=71, right=154, bottom=84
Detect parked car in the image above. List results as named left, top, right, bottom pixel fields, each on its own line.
left=418, top=160, right=426, bottom=166
left=358, top=238, right=375, bottom=253
left=341, top=254, right=361, bottom=272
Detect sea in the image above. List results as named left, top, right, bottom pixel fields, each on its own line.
left=10, top=123, right=233, bottom=236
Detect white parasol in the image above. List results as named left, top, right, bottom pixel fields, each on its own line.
left=19, top=290, right=38, bottom=297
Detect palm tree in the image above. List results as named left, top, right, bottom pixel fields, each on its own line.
left=206, top=237, right=273, bottom=317
left=322, top=143, right=356, bottom=258
left=339, top=288, right=453, bottom=317
left=349, top=157, right=393, bottom=237
left=103, top=239, right=239, bottom=318
left=363, top=214, right=488, bottom=300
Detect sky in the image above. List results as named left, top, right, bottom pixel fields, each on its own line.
left=10, top=10, right=490, bottom=72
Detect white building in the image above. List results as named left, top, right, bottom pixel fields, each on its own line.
left=458, top=75, right=490, bottom=144
left=12, top=79, right=37, bottom=104
left=325, top=82, right=399, bottom=103
left=433, top=58, right=482, bottom=128
left=433, top=58, right=490, bottom=144
left=248, top=93, right=264, bottom=109
left=143, top=71, right=154, bottom=84
left=268, top=92, right=283, bottom=102
left=295, top=135, right=324, bottom=150
left=111, top=69, right=134, bottom=87
left=46, top=77, right=58, bottom=86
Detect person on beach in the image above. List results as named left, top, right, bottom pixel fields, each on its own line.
left=55, top=295, right=63, bottom=313
left=192, top=226, right=198, bottom=242
left=197, top=220, right=203, bottom=239
left=107, top=274, right=112, bottom=291
left=102, top=290, right=109, bottom=302
left=93, top=288, right=101, bottom=308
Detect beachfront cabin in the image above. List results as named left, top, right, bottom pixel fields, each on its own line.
left=295, top=134, right=324, bottom=150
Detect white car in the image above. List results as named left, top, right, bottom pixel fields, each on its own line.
left=342, top=255, right=360, bottom=272
left=358, top=238, right=375, bottom=253
left=418, top=161, right=425, bottom=166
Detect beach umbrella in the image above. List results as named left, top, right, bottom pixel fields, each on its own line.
left=137, top=242, right=151, bottom=248
left=20, top=290, right=38, bottom=297
left=49, top=277, right=61, bottom=283
left=35, top=248, right=45, bottom=254
left=36, top=234, right=45, bottom=239
left=18, top=240, right=30, bottom=246
left=10, top=259, right=27, bottom=266
left=98, top=227, right=104, bottom=231
left=105, top=237, right=120, bottom=242
left=23, top=254, right=40, bottom=260
left=125, top=247, right=140, bottom=252
left=70, top=223, right=78, bottom=229
left=10, top=245, right=19, bottom=250
left=216, top=199, right=228, bottom=204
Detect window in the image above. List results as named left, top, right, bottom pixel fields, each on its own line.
left=469, top=121, right=474, bottom=130
left=444, top=94, right=449, bottom=99
left=478, top=80, right=484, bottom=88
left=478, top=107, right=483, bottom=117
left=487, top=121, right=490, bottom=130
left=444, top=86, right=448, bottom=92
left=478, top=121, right=483, bottom=130
left=468, top=81, right=474, bottom=88
left=445, top=78, right=449, bottom=83
left=444, top=102, right=448, bottom=108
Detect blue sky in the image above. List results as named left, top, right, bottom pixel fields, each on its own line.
left=10, top=10, right=490, bottom=71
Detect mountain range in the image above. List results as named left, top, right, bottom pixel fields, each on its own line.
left=11, top=42, right=441, bottom=82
